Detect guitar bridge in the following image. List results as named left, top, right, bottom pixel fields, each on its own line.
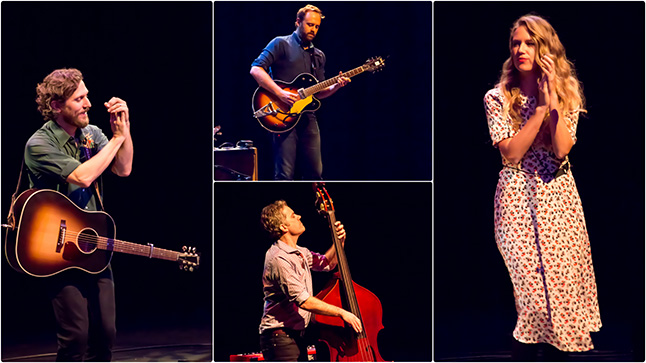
left=56, top=220, right=67, bottom=253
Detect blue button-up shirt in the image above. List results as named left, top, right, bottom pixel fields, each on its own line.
left=252, top=31, right=327, bottom=84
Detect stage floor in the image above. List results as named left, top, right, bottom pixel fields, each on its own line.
left=1, top=325, right=212, bottom=362
left=434, top=308, right=642, bottom=362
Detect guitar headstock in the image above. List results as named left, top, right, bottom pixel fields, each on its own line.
left=363, top=56, right=386, bottom=73
left=313, top=182, right=335, bottom=216
left=178, top=246, right=200, bottom=272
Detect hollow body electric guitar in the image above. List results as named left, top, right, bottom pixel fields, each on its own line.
left=4, top=189, right=200, bottom=277
left=252, top=56, right=386, bottom=133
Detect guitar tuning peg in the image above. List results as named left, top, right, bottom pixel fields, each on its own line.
left=191, top=247, right=196, bottom=253
left=182, top=246, right=187, bottom=252
left=189, top=266, right=194, bottom=272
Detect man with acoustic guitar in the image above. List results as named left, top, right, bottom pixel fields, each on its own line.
left=250, top=4, right=350, bottom=180
left=24, top=68, right=133, bottom=361
left=259, top=200, right=362, bottom=361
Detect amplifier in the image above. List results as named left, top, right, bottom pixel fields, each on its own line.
left=214, top=147, right=258, bottom=181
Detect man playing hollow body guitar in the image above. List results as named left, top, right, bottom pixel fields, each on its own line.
left=259, top=200, right=362, bottom=361
left=24, top=68, right=133, bottom=361
left=250, top=4, right=350, bottom=180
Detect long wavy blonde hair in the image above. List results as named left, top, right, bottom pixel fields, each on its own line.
left=497, top=14, right=586, bottom=131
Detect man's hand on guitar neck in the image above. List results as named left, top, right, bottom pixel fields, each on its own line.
left=335, top=72, right=351, bottom=88
left=317, top=71, right=351, bottom=99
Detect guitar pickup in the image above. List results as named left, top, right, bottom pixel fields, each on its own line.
left=56, top=220, right=66, bottom=253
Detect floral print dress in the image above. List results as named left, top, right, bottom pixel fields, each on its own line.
left=484, top=87, right=601, bottom=352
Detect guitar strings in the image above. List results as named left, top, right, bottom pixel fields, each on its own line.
left=328, top=212, right=374, bottom=361
left=318, top=187, right=374, bottom=361
left=337, top=242, right=373, bottom=361
left=305, top=66, right=365, bottom=97
left=63, top=230, right=183, bottom=261
left=339, top=248, right=373, bottom=360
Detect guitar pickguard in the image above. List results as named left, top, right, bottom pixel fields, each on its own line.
left=290, top=95, right=314, bottom=115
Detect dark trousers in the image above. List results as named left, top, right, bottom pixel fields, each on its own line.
left=260, top=329, right=308, bottom=362
left=273, top=116, right=322, bottom=180
left=48, top=267, right=116, bottom=362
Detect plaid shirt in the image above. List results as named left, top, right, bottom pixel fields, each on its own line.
left=259, top=240, right=335, bottom=333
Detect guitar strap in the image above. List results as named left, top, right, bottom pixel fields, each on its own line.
left=3, top=157, right=104, bottom=229
left=93, top=181, right=105, bottom=211
left=308, top=48, right=316, bottom=73
left=307, top=47, right=320, bottom=77
left=3, top=157, right=27, bottom=230
left=4, top=150, right=104, bottom=233
left=80, top=141, right=105, bottom=212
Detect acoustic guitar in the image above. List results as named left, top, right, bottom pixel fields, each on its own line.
left=252, top=56, right=386, bottom=133
left=4, top=188, right=200, bottom=277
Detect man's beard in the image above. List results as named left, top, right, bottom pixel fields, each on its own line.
left=62, top=110, right=90, bottom=129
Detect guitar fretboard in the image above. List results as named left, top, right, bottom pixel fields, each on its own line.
left=95, top=237, right=180, bottom=261
left=302, top=65, right=368, bottom=98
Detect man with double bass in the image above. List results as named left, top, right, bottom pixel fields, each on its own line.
left=259, top=200, right=362, bottom=361
left=250, top=4, right=350, bottom=180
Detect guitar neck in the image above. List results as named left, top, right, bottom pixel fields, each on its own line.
left=95, top=237, right=180, bottom=261
left=302, top=65, right=367, bottom=98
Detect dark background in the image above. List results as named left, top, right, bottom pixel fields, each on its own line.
left=214, top=1, right=432, bottom=181
left=1, top=1, right=212, bottom=359
left=214, top=182, right=432, bottom=361
left=434, top=2, right=645, bottom=361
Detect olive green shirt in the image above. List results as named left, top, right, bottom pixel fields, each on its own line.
left=25, top=121, right=109, bottom=211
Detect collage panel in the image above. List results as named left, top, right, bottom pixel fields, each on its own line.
left=214, top=1, right=432, bottom=181
left=1, top=2, right=213, bottom=361
left=213, top=1, right=433, bottom=362
left=434, top=2, right=644, bottom=361
left=214, top=181, right=432, bottom=361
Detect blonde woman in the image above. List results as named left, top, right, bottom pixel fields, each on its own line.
left=484, top=14, right=601, bottom=359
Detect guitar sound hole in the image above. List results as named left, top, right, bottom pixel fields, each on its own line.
left=78, top=230, right=98, bottom=253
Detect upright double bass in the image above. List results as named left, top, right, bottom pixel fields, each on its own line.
left=312, top=183, right=386, bottom=362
